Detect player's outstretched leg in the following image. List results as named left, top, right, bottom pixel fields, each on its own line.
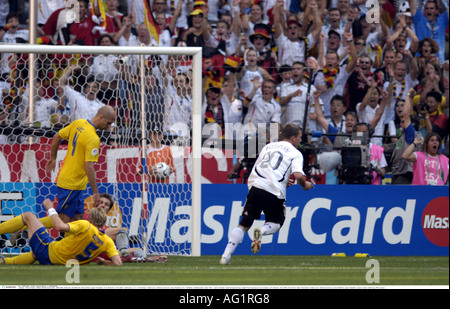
left=0, top=215, right=25, bottom=235
left=251, top=227, right=262, bottom=254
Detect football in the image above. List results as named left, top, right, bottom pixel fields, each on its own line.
left=153, top=162, right=171, bottom=179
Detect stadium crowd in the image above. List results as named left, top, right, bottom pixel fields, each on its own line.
left=0, top=0, right=448, bottom=184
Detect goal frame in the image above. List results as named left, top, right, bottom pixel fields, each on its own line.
left=0, top=44, right=203, bottom=257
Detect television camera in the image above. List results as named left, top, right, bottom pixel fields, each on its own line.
left=308, top=130, right=384, bottom=184
left=337, top=131, right=375, bottom=184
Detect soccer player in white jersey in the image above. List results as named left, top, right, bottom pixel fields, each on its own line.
left=220, top=123, right=314, bottom=265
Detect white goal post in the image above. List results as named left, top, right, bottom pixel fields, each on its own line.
left=0, top=44, right=202, bottom=257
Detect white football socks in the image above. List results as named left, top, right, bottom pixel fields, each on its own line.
left=260, top=222, right=280, bottom=236
left=222, top=226, right=245, bottom=257
left=221, top=223, right=281, bottom=259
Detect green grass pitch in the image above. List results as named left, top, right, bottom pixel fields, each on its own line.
left=0, top=255, right=448, bottom=286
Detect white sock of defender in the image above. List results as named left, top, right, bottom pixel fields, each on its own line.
left=260, top=222, right=281, bottom=236
left=223, top=226, right=245, bottom=257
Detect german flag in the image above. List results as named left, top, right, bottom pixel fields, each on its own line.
left=143, top=0, right=161, bottom=44
left=223, top=55, right=244, bottom=73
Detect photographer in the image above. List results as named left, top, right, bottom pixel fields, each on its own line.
left=418, top=91, right=449, bottom=141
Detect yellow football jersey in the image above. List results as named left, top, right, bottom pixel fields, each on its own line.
left=57, top=119, right=100, bottom=190
left=48, top=220, right=118, bottom=265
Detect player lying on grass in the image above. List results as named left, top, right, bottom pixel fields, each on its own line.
left=220, top=123, right=314, bottom=265
left=0, top=195, right=167, bottom=264
left=0, top=194, right=127, bottom=262
left=0, top=199, right=122, bottom=266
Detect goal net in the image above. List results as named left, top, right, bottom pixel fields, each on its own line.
left=0, top=44, right=202, bottom=257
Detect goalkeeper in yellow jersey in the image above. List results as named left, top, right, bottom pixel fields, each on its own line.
left=1, top=199, right=122, bottom=266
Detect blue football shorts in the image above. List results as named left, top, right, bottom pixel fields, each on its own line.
left=29, top=227, right=53, bottom=265
left=56, top=187, right=85, bottom=218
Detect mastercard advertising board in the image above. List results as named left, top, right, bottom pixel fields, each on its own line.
left=3, top=183, right=448, bottom=256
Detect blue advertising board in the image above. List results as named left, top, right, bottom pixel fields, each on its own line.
left=201, top=184, right=449, bottom=256
left=1, top=183, right=448, bottom=256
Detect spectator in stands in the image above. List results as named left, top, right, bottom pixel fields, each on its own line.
left=417, top=91, right=449, bottom=140
left=58, top=63, right=105, bottom=121
left=94, top=0, right=123, bottom=35
left=154, top=0, right=184, bottom=48
left=136, top=22, right=159, bottom=47
left=336, top=0, right=352, bottom=22
left=22, top=81, right=62, bottom=128
left=356, top=79, right=392, bottom=146
left=346, top=55, right=382, bottom=113
left=415, top=38, right=440, bottom=75
left=42, top=0, right=99, bottom=69
left=123, top=64, right=166, bottom=131
left=246, top=1, right=268, bottom=48
left=273, top=0, right=322, bottom=66
left=389, top=90, right=418, bottom=184
left=408, top=0, right=449, bottom=63
left=67, top=0, right=98, bottom=46
left=205, top=0, right=221, bottom=23
left=202, top=86, right=227, bottom=139
left=383, top=60, right=419, bottom=128
left=320, top=7, right=345, bottom=39
left=220, top=73, right=243, bottom=127
left=88, top=34, right=120, bottom=104
left=314, top=96, right=357, bottom=149
left=151, top=0, right=171, bottom=27
left=0, top=12, right=29, bottom=77
left=127, top=0, right=146, bottom=28
left=385, top=14, right=419, bottom=56
left=237, top=48, right=272, bottom=99
left=164, top=72, right=192, bottom=136
left=325, top=94, right=347, bottom=135
left=234, top=0, right=251, bottom=36
left=325, top=29, right=344, bottom=55
left=374, top=48, right=396, bottom=84
left=276, top=64, right=292, bottom=102
left=249, top=23, right=279, bottom=83
left=114, top=14, right=139, bottom=46
left=43, top=0, right=94, bottom=45
left=417, top=61, right=444, bottom=93
left=279, top=61, right=320, bottom=129
left=182, top=7, right=211, bottom=47
left=315, top=31, right=357, bottom=117
left=242, top=77, right=281, bottom=135
left=210, top=20, right=234, bottom=55
left=144, top=70, right=166, bottom=128
left=403, top=131, right=449, bottom=185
